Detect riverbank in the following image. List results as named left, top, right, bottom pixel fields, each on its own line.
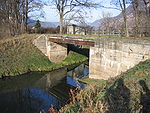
left=0, top=34, right=88, bottom=78
left=60, top=59, right=150, bottom=113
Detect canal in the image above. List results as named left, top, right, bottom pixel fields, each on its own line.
left=0, top=63, right=88, bottom=113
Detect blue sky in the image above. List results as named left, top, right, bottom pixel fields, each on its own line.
left=40, top=0, right=121, bottom=23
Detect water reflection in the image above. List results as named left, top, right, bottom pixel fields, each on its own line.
left=0, top=64, right=88, bottom=113
left=66, top=76, right=85, bottom=89
left=67, top=64, right=89, bottom=78
left=0, top=88, right=60, bottom=113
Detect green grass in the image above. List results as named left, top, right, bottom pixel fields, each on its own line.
left=51, top=34, right=150, bottom=40
left=60, top=59, right=150, bottom=113
left=53, top=33, right=125, bottom=39
left=0, top=34, right=88, bottom=77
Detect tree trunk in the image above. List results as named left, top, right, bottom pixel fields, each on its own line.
left=21, top=0, right=25, bottom=34
left=14, top=0, right=20, bottom=35
left=124, top=15, right=129, bottom=37
left=123, top=0, right=129, bottom=37
left=60, top=13, right=63, bottom=34
left=133, top=0, right=140, bottom=37
left=25, top=0, right=28, bottom=32
left=143, top=0, right=150, bottom=36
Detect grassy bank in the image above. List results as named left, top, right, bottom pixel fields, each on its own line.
left=0, top=34, right=88, bottom=78
left=49, top=34, right=150, bottom=40
left=60, top=59, right=150, bottom=113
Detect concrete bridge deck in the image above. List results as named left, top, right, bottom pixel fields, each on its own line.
left=48, top=36, right=94, bottom=47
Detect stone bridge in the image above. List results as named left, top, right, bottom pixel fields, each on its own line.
left=34, top=35, right=150, bottom=80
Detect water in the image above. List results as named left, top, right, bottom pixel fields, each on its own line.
left=0, top=64, right=88, bottom=113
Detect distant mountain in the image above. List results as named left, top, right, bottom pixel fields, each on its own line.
left=28, top=19, right=36, bottom=26
left=40, top=21, right=60, bottom=28
left=28, top=0, right=147, bottom=28
left=91, top=0, right=147, bottom=28
left=90, top=19, right=103, bottom=28
left=28, top=19, right=59, bottom=28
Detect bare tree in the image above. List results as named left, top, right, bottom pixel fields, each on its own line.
left=21, top=0, right=44, bottom=33
left=142, top=0, right=150, bottom=36
left=100, top=12, right=113, bottom=35
left=131, top=0, right=150, bottom=37
left=98, top=12, right=121, bottom=36
left=111, top=0, right=131, bottom=37
left=143, top=0, right=150, bottom=16
left=0, top=0, right=44, bottom=38
left=132, top=0, right=139, bottom=36
left=52, top=0, right=97, bottom=34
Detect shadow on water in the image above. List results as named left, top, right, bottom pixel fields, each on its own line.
left=139, top=80, right=150, bottom=113
left=106, top=78, right=130, bottom=113
left=0, top=63, right=88, bottom=113
left=0, top=88, right=60, bottom=113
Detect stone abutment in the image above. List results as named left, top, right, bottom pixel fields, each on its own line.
left=89, top=38, right=150, bottom=80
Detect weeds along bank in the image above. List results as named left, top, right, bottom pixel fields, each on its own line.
left=0, top=34, right=88, bottom=78
left=60, top=59, right=150, bottom=113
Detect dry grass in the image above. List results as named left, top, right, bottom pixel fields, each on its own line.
left=59, top=59, right=150, bottom=113
left=0, top=34, right=88, bottom=77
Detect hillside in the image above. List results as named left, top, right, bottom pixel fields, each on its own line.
left=28, top=19, right=59, bottom=28
left=60, top=59, right=150, bottom=113
left=0, top=34, right=87, bottom=78
left=91, top=0, right=147, bottom=28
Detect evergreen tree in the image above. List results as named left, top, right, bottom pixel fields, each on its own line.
left=35, top=20, right=41, bottom=29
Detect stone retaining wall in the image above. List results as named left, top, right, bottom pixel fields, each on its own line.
left=89, top=38, right=150, bottom=80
